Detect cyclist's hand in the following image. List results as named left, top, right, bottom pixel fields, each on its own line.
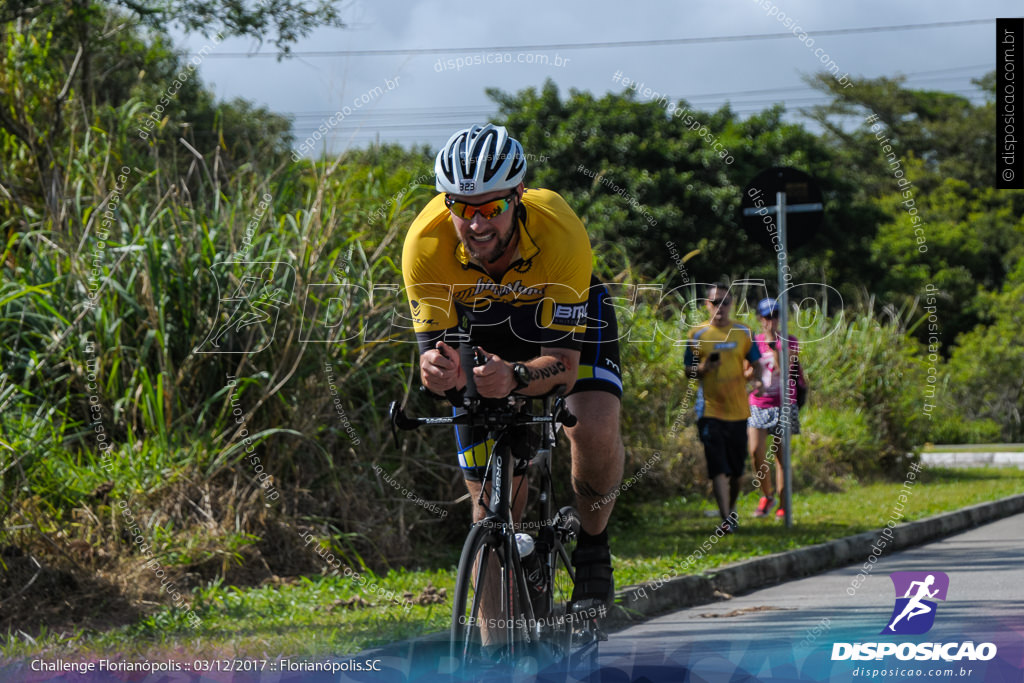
left=472, top=347, right=516, bottom=398
left=420, top=341, right=462, bottom=393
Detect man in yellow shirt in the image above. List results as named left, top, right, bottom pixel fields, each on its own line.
left=685, top=283, right=761, bottom=533
left=402, top=124, right=624, bottom=608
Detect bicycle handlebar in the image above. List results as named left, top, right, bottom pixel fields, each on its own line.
left=388, top=344, right=578, bottom=445
left=389, top=398, right=576, bottom=430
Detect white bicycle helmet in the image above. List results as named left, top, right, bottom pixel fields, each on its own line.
left=435, top=124, right=527, bottom=195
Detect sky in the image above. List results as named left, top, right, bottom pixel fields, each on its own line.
left=175, top=0, right=1016, bottom=156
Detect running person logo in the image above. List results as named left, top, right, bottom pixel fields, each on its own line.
left=195, top=261, right=295, bottom=354
left=882, top=571, right=949, bottom=635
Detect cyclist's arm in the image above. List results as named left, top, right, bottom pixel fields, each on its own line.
left=473, top=346, right=580, bottom=398
left=402, top=206, right=461, bottom=395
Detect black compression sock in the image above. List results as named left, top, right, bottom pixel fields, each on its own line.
left=578, top=527, right=608, bottom=547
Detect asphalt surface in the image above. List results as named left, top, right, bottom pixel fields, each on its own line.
left=5, top=495, right=1021, bottom=682
left=602, top=509, right=1024, bottom=682
left=353, top=495, right=1024, bottom=682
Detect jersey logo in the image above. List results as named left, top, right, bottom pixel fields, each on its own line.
left=512, top=258, right=533, bottom=274
left=552, top=302, right=588, bottom=327
left=462, top=278, right=543, bottom=301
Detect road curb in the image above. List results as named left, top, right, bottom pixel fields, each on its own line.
left=922, top=451, right=1024, bottom=468
left=609, top=492, right=1024, bottom=627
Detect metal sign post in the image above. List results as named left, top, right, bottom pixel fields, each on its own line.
left=776, top=191, right=793, bottom=529
left=740, top=167, right=824, bottom=529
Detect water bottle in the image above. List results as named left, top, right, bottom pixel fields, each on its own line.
left=515, top=533, right=548, bottom=618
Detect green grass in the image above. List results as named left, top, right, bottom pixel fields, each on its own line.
left=1, top=570, right=456, bottom=661
left=609, top=466, right=1024, bottom=586
left=3, top=467, right=1022, bottom=661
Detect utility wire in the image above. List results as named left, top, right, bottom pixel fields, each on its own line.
left=198, top=19, right=993, bottom=59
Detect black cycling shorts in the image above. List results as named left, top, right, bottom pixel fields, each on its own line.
left=570, top=277, right=623, bottom=399
left=456, top=277, right=622, bottom=481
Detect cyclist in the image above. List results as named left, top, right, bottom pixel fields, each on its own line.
left=401, top=124, right=624, bottom=610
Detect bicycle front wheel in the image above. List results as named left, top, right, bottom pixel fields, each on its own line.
left=547, top=506, right=601, bottom=673
left=450, top=523, right=531, bottom=672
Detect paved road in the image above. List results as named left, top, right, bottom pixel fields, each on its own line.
left=601, top=511, right=1024, bottom=682
left=341, top=511, right=1024, bottom=682
left=5, top=513, right=1020, bottom=683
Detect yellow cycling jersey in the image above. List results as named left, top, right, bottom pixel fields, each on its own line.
left=401, top=188, right=592, bottom=360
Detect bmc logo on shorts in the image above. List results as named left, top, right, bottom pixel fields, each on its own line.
left=552, top=303, right=587, bottom=327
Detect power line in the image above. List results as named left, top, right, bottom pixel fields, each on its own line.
left=287, top=87, right=989, bottom=126
left=288, top=90, right=991, bottom=139
left=283, top=63, right=992, bottom=144
left=199, top=19, right=993, bottom=59
left=282, top=67, right=992, bottom=123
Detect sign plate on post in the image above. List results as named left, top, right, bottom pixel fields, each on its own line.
left=740, top=166, right=823, bottom=249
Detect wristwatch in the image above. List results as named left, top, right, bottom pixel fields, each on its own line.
left=511, top=363, right=531, bottom=392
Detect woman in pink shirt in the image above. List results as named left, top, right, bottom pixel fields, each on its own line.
left=745, top=298, right=803, bottom=519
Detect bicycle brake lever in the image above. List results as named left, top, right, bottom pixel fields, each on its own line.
left=553, top=397, right=578, bottom=428
left=388, top=401, right=402, bottom=446
left=388, top=401, right=420, bottom=444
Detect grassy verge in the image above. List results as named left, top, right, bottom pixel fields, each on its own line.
left=609, top=466, right=1024, bottom=585
left=2, top=467, right=1022, bottom=662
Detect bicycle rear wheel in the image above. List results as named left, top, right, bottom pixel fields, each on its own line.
left=450, top=523, right=532, bottom=673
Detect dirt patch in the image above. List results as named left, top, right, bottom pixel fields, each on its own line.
left=699, top=605, right=797, bottom=618
left=0, top=549, right=139, bottom=637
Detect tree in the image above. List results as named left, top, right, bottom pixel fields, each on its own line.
left=943, top=256, right=1024, bottom=440
left=0, top=0, right=345, bottom=55
left=0, top=0, right=317, bottom=230
left=805, top=73, right=1024, bottom=347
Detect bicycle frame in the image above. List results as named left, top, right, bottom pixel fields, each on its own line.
left=388, top=394, right=574, bottom=620
left=387, top=343, right=595, bottom=668
left=526, top=403, right=573, bottom=618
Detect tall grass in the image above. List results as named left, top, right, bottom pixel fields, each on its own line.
left=1, top=112, right=460, bottom=635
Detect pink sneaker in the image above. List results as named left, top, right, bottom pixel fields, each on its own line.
left=775, top=507, right=786, bottom=520
left=754, top=496, right=775, bottom=518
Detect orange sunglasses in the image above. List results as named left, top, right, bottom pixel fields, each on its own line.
left=444, top=192, right=517, bottom=220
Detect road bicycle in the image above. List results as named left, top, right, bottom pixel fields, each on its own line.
left=388, top=346, right=605, bottom=676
